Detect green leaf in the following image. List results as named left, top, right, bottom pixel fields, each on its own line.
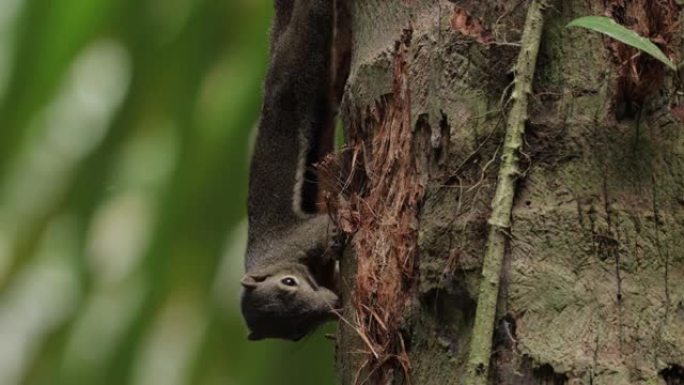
left=567, top=16, right=677, bottom=71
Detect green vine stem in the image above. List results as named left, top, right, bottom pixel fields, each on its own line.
left=464, top=1, right=547, bottom=384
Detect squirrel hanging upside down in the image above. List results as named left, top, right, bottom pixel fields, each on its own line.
left=240, top=0, right=343, bottom=341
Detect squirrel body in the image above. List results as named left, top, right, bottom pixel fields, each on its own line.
left=241, top=0, right=339, bottom=341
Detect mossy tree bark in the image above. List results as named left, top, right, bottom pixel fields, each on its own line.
left=335, top=0, right=684, bottom=384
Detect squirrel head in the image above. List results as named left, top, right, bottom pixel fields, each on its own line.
left=240, top=264, right=339, bottom=341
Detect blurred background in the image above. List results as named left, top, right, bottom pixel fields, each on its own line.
left=0, top=0, right=336, bottom=384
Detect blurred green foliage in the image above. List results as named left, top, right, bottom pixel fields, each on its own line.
left=0, top=0, right=336, bottom=384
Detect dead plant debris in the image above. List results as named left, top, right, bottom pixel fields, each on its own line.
left=604, top=0, right=681, bottom=110
left=450, top=6, right=494, bottom=45
left=331, top=26, right=425, bottom=384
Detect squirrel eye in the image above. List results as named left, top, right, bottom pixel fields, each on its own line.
left=280, top=277, right=298, bottom=287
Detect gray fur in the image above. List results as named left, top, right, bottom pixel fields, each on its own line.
left=242, top=0, right=338, bottom=342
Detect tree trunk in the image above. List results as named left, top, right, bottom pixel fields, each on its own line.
left=334, top=1, right=684, bottom=384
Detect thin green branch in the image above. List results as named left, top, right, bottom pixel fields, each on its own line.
left=464, top=1, right=546, bottom=384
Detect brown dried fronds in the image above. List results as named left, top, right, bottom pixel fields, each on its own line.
left=317, top=147, right=360, bottom=216
left=450, top=6, right=494, bottom=45
left=335, top=26, right=424, bottom=384
left=604, top=0, right=681, bottom=109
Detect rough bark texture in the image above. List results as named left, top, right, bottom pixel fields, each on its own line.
left=335, top=0, right=684, bottom=384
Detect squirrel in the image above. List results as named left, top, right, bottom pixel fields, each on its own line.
left=240, top=0, right=341, bottom=341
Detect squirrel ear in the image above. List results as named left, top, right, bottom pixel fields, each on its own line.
left=240, top=274, right=267, bottom=289
left=240, top=275, right=258, bottom=289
